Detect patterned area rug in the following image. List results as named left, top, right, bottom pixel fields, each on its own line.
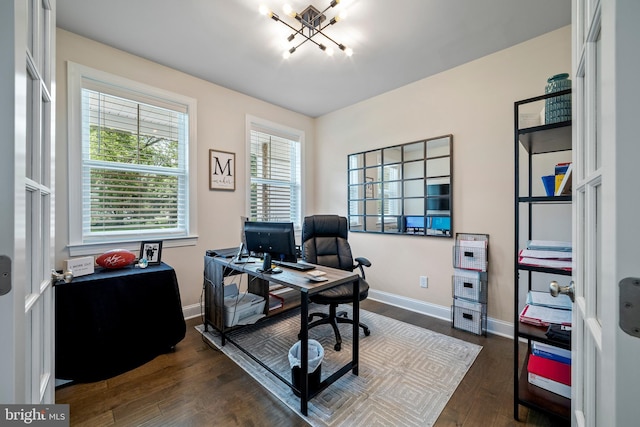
left=196, top=306, right=481, bottom=427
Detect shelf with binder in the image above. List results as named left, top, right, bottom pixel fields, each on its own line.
left=451, top=233, right=488, bottom=336
left=513, top=91, right=573, bottom=422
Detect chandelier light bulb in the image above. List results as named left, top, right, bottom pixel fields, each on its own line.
left=259, top=5, right=271, bottom=16
left=338, top=10, right=348, bottom=20
left=283, top=46, right=296, bottom=59
left=283, top=4, right=296, bottom=17
left=344, top=47, right=353, bottom=56
left=326, top=47, right=334, bottom=56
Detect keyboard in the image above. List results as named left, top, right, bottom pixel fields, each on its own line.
left=273, top=260, right=316, bottom=271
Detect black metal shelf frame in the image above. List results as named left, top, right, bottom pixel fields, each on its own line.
left=513, top=91, right=572, bottom=423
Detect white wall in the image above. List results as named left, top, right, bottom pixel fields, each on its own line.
left=55, top=29, right=316, bottom=309
left=314, top=26, right=572, bottom=324
left=55, top=26, right=571, bottom=327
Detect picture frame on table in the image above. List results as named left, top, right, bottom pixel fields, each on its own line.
left=140, top=241, right=163, bottom=265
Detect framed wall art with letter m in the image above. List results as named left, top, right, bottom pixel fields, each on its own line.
left=209, top=149, right=235, bottom=191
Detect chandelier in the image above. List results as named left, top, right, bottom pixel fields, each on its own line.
left=259, top=1, right=353, bottom=59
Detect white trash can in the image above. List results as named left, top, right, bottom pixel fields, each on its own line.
left=288, top=339, right=324, bottom=396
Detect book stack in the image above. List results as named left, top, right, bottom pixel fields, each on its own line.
left=519, top=290, right=572, bottom=327
left=518, top=240, right=572, bottom=271
left=554, top=162, right=572, bottom=196
left=528, top=341, right=572, bottom=398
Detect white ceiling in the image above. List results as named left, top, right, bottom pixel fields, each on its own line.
left=56, top=0, right=570, bottom=118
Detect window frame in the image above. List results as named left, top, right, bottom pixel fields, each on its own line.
left=67, top=62, right=198, bottom=256
left=245, top=115, right=304, bottom=234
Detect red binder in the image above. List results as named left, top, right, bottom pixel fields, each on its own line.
left=527, top=354, right=571, bottom=386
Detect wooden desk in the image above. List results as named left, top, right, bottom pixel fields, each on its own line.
left=55, top=262, right=186, bottom=382
left=203, top=255, right=360, bottom=415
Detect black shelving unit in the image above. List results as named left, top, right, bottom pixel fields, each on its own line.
left=513, top=90, right=572, bottom=422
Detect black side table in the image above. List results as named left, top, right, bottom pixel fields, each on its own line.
left=55, top=262, right=186, bottom=382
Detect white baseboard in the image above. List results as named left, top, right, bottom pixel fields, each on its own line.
left=182, top=290, right=514, bottom=339
left=183, top=302, right=203, bottom=320
left=367, top=289, right=513, bottom=339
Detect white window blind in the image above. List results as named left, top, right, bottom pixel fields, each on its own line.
left=81, top=88, right=188, bottom=239
left=249, top=124, right=302, bottom=228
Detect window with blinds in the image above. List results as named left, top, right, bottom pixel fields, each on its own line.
left=249, top=122, right=302, bottom=229
left=81, top=88, right=188, bottom=239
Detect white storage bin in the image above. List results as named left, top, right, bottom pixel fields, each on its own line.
left=224, top=292, right=265, bottom=327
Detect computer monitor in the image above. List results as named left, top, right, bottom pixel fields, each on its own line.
left=243, top=221, right=296, bottom=273
left=404, top=215, right=425, bottom=233
left=429, top=216, right=451, bottom=234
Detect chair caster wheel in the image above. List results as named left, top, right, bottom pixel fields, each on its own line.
left=334, top=343, right=341, bottom=351
left=364, top=328, right=371, bottom=336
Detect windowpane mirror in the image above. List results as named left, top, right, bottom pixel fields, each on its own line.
left=348, top=135, right=452, bottom=237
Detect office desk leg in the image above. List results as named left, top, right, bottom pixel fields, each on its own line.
left=300, top=292, right=309, bottom=416
left=352, top=279, right=359, bottom=375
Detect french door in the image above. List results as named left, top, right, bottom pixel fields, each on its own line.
left=571, top=0, right=640, bottom=425
left=0, top=0, right=56, bottom=404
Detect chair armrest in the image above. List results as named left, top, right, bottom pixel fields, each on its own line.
left=354, top=257, right=371, bottom=268
left=354, top=257, right=371, bottom=279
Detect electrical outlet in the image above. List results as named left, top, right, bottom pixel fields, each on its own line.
left=420, top=276, right=428, bottom=288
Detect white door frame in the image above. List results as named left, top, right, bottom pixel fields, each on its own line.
left=572, top=0, right=640, bottom=425
left=0, top=0, right=56, bottom=404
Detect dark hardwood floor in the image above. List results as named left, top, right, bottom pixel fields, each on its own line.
left=56, top=300, right=568, bottom=427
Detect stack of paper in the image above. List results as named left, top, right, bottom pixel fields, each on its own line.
left=520, top=290, right=572, bottom=327
left=526, top=240, right=571, bottom=251
left=520, top=304, right=572, bottom=327
left=526, top=290, right=572, bottom=310
left=519, top=240, right=572, bottom=270
left=455, top=239, right=488, bottom=271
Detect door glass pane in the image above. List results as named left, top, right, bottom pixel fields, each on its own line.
left=595, top=33, right=602, bottom=169
left=577, top=191, right=586, bottom=299
left=596, top=183, right=602, bottom=324
left=27, top=0, right=34, bottom=56
left=596, top=346, right=603, bottom=427
left=26, top=71, right=34, bottom=180
left=26, top=190, right=33, bottom=293
left=41, top=95, right=49, bottom=186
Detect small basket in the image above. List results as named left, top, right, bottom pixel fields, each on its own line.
left=452, top=270, right=488, bottom=303
left=452, top=300, right=487, bottom=336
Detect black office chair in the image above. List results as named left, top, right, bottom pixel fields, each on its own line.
left=301, top=215, right=371, bottom=351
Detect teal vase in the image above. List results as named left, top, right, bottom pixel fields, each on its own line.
left=545, top=73, right=572, bottom=124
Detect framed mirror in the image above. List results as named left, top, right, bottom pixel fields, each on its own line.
left=348, top=134, right=452, bottom=237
